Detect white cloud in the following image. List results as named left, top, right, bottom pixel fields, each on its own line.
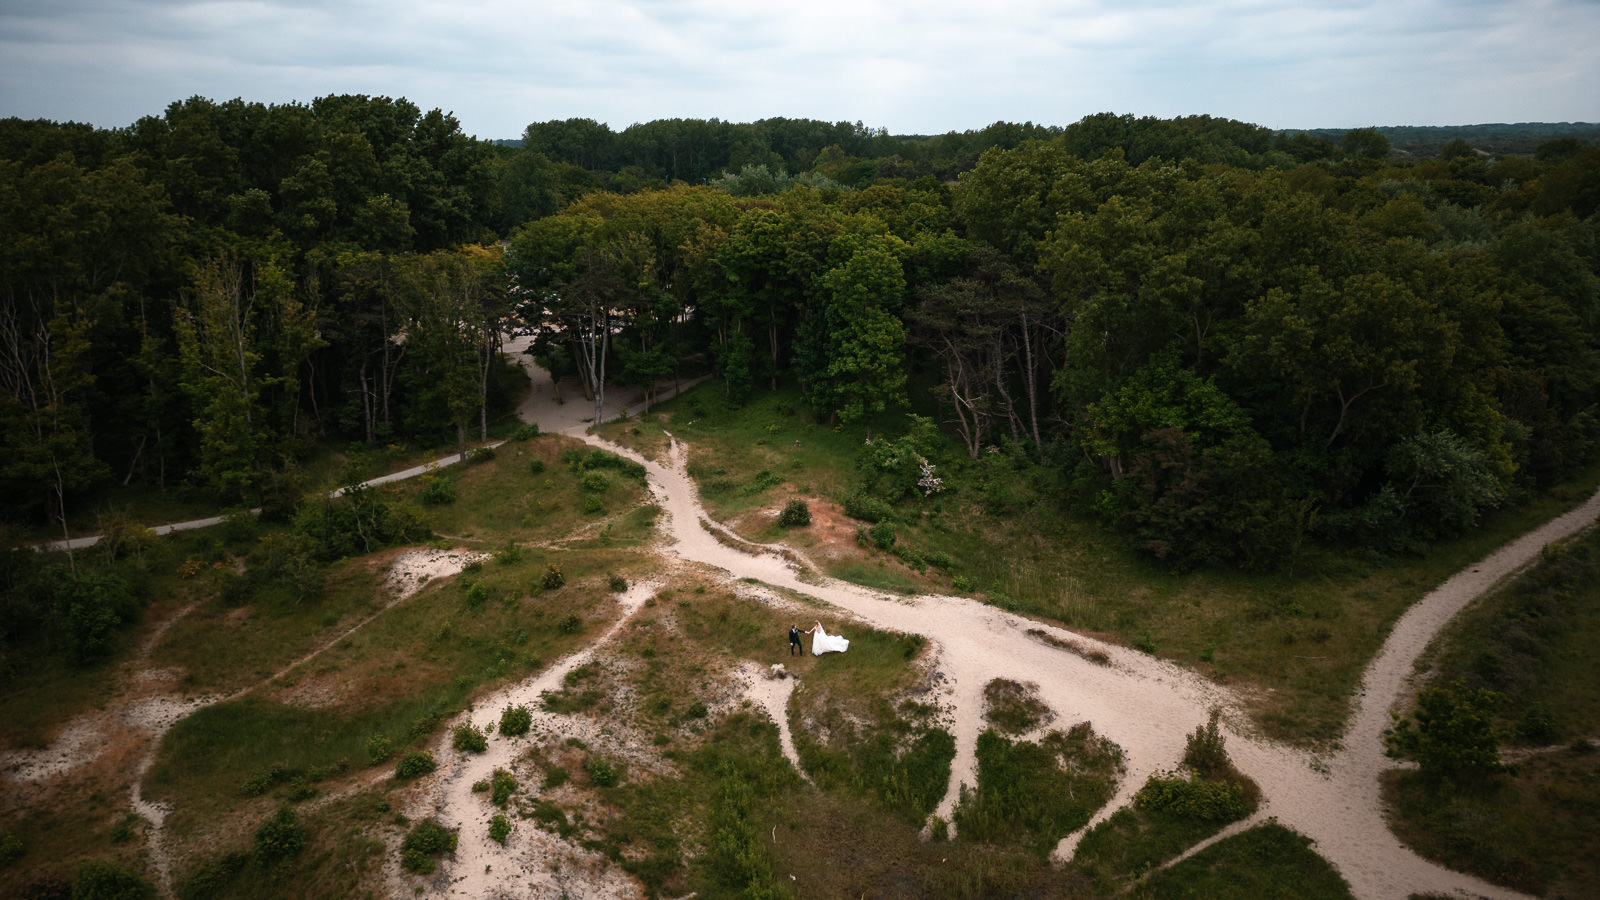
left=0, top=0, right=1594, bottom=136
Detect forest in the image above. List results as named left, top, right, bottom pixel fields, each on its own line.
left=3, top=96, right=1600, bottom=582
left=4, top=95, right=1600, bottom=900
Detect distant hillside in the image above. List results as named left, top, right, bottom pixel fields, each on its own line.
left=1284, top=122, right=1600, bottom=158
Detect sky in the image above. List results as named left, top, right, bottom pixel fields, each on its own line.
left=2, top=0, right=1596, bottom=140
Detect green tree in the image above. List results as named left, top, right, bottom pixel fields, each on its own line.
left=1386, top=680, right=1504, bottom=783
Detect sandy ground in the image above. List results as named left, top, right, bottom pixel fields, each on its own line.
left=12, top=343, right=1597, bottom=900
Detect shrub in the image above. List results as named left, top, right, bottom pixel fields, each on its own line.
left=951, top=575, right=976, bottom=592
left=1385, top=679, right=1505, bottom=781
left=499, top=706, right=532, bottom=736
left=252, top=807, right=307, bottom=866
left=70, top=859, right=153, bottom=900
left=1183, top=710, right=1231, bottom=778
left=926, top=550, right=953, bottom=570
left=580, top=471, right=610, bottom=493
left=490, top=769, right=517, bottom=806
left=870, top=521, right=897, bottom=550
left=585, top=757, right=620, bottom=788
left=452, top=724, right=488, bottom=753
left=608, top=573, right=628, bottom=592
left=488, top=814, right=511, bottom=845
left=465, top=446, right=496, bottom=465
left=740, top=470, right=783, bottom=496
left=395, top=751, right=437, bottom=779
left=512, top=423, right=540, bottom=441
left=400, top=819, right=458, bottom=874
left=582, top=495, right=603, bottom=514
left=842, top=492, right=894, bottom=523
left=0, top=830, right=21, bottom=868
left=1134, top=772, right=1247, bottom=822
left=175, top=851, right=248, bottom=900
left=528, top=458, right=546, bottom=475
left=419, top=473, right=456, bottom=507
left=544, top=766, right=569, bottom=788
left=558, top=614, right=582, bottom=634
left=778, top=499, right=811, bottom=527
left=541, top=564, right=565, bottom=590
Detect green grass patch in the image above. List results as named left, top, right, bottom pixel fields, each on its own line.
left=953, top=724, right=1124, bottom=858
left=1133, top=823, right=1352, bottom=899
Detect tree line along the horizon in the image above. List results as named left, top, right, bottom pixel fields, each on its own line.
left=3, top=95, right=1599, bottom=575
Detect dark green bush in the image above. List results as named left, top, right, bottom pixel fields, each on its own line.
left=451, top=724, right=488, bottom=753
left=488, top=814, right=511, bottom=845
left=778, top=499, right=811, bottom=527
left=586, top=757, right=620, bottom=788
left=70, top=859, right=153, bottom=900
left=580, top=471, right=610, bottom=493
left=528, top=458, right=546, bottom=475
left=870, top=520, right=896, bottom=550
left=499, top=706, right=532, bottom=736
left=0, top=830, right=21, bottom=868
left=1183, top=710, right=1231, bottom=778
left=399, top=819, right=458, bottom=874
left=252, top=807, right=306, bottom=866
left=419, top=473, right=456, bottom=507
left=395, top=751, right=437, bottom=779
left=1385, top=679, right=1505, bottom=781
left=465, top=446, right=495, bottom=465
left=541, top=564, right=565, bottom=590
left=490, top=768, right=517, bottom=806
left=512, top=423, right=540, bottom=441
left=842, top=492, right=894, bottom=523
left=175, top=851, right=248, bottom=900
left=1134, top=772, right=1247, bottom=821
left=608, top=573, right=628, bottom=592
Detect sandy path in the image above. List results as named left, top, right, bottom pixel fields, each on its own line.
left=553, top=406, right=1586, bottom=900
left=14, top=345, right=1592, bottom=900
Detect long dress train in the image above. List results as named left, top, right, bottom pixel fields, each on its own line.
left=812, top=621, right=849, bottom=655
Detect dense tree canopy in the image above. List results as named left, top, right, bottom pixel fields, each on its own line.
left=4, top=98, right=1599, bottom=574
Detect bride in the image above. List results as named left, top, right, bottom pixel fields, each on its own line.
left=811, top=621, right=849, bottom=655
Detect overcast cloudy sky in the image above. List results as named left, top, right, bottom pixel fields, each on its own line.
left=2, top=0, right=1596, bottom=139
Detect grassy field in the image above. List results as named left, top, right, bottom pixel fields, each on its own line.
left=1382, top=526, right=1600, bottom=899
left=599, top=381, right=1600, bottom=747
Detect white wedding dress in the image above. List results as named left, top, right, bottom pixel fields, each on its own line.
left=811, top=621, right=849, bottom=655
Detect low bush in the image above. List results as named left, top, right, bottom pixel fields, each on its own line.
left=512, top=423, right=540, bottom=441
left=528, top=458, right=546, bottom=475
left=465, top=446, right=496, bottom=465
left=452, top=724, right=488, bottom=753
left=842, top=492, right=894, bottom=523
left=488, top=814, right=511, bottom=845
left=175, top=851, right=248, bottom=900
left=870, top=521, right=896, bottom=550
left=499, top=706, right=532, bottom=736
left=580, top=471, right=610, bottom=493
left=778, top=499, right=811, bottom=527
left=395, top=751, right=437, bottom=779
left=253, top=806, right=307, bottom=866
left=541, top=564, right=565, bottom=590
left=71, top=859, right=154, bottom=900
left=608, top=573, right=628, bottom=592
left=586, top=757, right=620, bottom=788
left=419, top=473, right=456, bottom=507
left=1135, top=771, right=1247, bottom=821
left=399, top=818, right=458, bottom=874
left=490, top=769, right=517, bottom=806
